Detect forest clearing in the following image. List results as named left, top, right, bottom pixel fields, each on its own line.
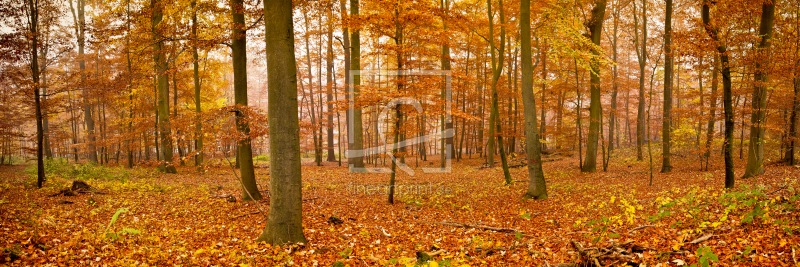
left=1, top=152, right=799, bottom=266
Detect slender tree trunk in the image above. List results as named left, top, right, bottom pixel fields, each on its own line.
left=581, top=0, right=607, bottom=173
left=440, top=0, right=453, bottom=168
left=70, top=0, right=97, bottom=163
left=540, top=44, right=547, bottom=152
left=192, top=0, right=203, bottom=170
left=302, top=12, right=322, bottom=166
left=486, top=0, right=512, bottom=183
left=634, top=0, right=647, bottom=161
left=703, top=1, right=735, bottom=188
left=349, top=0, right=365, bottom=169
left=152, top=0, right=177, bottom=173
left=609, top=4, right=619, bottom=160
left=258, top=0, right=307, bottom=244
left=704, top=54, right=719, bottom=170
left=576, top=60, right=583, bottom=168
left=521, top=0, right=547, bottom=199
left=788, top=75, right=799, bottom=166
left=173, top=72, right=185, bottom=166
left=388, top=108, right=401, bottom=204
left=40, top=43, right=52, bottom=159
left=743, top=1, right=776, bottom=178
left=125, top=0, right=135, bottom=168
left=326, top=9, right=336, bottom=162
left=661, top=0, right=674, bottom=173
left=27, top=0, right=45, bottom=188
left=232, top=0, right=262, bottom=200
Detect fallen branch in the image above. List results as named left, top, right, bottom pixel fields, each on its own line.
left=768, top=185, right=789, bottom=195
left=474, top=243, right=527, bottom=254
left=627, top=225, right=656, bottom=233
left=571, top=240, right=601, bottom=267
left=688, top=234, right=715, bottom=244
left=231, top=211, right=260, bottom=219
left=422, top=221, right=521, bottom=233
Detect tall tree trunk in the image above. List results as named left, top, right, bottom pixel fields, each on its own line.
left=173, top=72, right=185, bottom=166
left=349, top=0, right=365, bottom=169
left=521, top=0, right=547, bottom=199
left=152, top=0, right=177, bottom=173
left=609, top=3, right=619, bottom=161
left=42, top=75, right=52, bottom=160
left=70, top=0, right=97, bottom=163
left=661, top=0, right=674, bottom=173
left=441, top=0, right=453, bottom=168
left=302, top=11, right=322, bottom=166
left=27, top=0, right=45, bottom=188
left=788, top=74, right=799, bottom=165
left=232, top=0, right=262, bottom=200
left=339, top=0, right=352, bottom=167
left=192, top=0, right=203, bottom=170
left=126, top=0, right=135, bottom=168
left=704, top=54, right=719, bottom=170
left=634, top=0, right=646, bottom=161
left=703, top=1, right=735, bottom=188
left=326, top=8, right=336, bottom=162
left=743, top=1, right=776, bottom=178
left=581, top=0, right=607, bottom=173
left=486, top=0, right=512, bottom=183
left=388, top=108, right=401, bottom=204
left=540, top=44, right=547, bottom=152
left=258, top=0, right=307, bottom=245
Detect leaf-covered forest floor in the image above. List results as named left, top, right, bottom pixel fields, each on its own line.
left=1, top=150, right=799, bottom=266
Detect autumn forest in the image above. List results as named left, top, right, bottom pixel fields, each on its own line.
left=1, top=0, right=799, bottom=265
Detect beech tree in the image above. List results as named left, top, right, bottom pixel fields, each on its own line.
left=520, top=0, right=547, bottom=199
left=743, top=0, right=776, bottom=178
left=581, top=0, right=607, bottom=173
left=258, top=0, right=307, bottom=245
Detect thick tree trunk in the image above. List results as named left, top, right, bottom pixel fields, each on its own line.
left=520, top=0, right=547, bottom=199
left=581, top=0, right=607, bottom=173
left=743, top=1, right=776, bottom=178
left=258, top=0, right=307, bottom=245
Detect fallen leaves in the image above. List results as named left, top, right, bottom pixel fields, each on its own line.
left=0, top=154, right=799, bottom=266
